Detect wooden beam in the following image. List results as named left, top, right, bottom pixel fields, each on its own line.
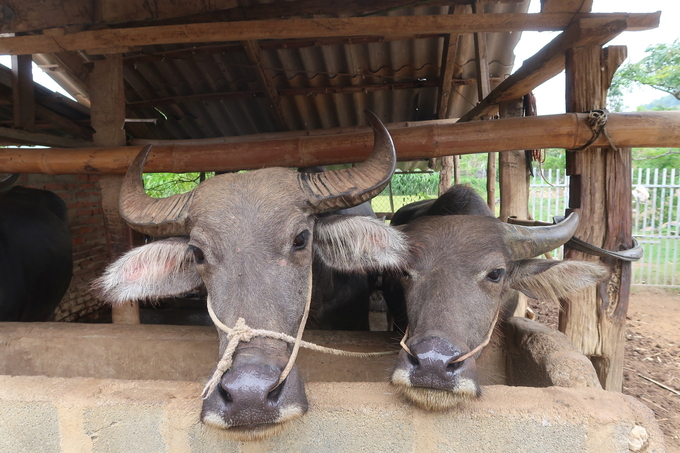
left=11, top=55, right=35, bottom=131
left=0, top=13, right=660, bottom=55
left=3, top=0, right=524, bottom=34
left=541, top=0, right=592, bottom=13
left=457, top=16, right=635, bottom=122
left=242, top=40, right=289, bottom=131
left=0, top=126, right=91, bottom=147
left=1, top=111, right=677, bottom=174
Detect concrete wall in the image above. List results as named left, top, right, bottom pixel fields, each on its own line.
left=0, top=322, right=665, bottom=452
left=0, top=377, right=665, bottom=453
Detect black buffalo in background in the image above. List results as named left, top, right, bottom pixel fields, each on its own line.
left=0, top=174, right=73, bottom=321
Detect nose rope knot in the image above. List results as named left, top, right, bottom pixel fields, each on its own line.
left=201, top=274, right=396, bottom=400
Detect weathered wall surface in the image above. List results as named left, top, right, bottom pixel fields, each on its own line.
left=0, top=323, right=505, bottom=384
left=16, top=174, right=110, bottom=321
left=0, top=377, right=665, bottom=453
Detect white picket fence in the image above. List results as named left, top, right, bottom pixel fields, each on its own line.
left=529, top=168, right=680, bottom=287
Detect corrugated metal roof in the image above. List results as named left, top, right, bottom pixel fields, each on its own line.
left=113, top=1, right=529, bottom=141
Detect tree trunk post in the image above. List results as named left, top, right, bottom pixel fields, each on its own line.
left=561, top=45, right=631, bottom=391
left=498, top=98, right=531, bottom=318
left=89, top=55, right=140, bottom=324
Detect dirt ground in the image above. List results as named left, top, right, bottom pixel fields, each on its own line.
left=530, top=288, right=680, bottom=452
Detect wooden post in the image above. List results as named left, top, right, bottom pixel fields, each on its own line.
left=472, top=2, right=494, bottom=211
left=498, top=98, right=531, bottom=318
left=89, top=55, right=140, bottom=324
left=498, top=99, right=529, bottom=222
left=561, top=45, right=630, bottom=391
left=11, top=55, right=35, bottom=131
left=437, top=4, right=466, bottom=196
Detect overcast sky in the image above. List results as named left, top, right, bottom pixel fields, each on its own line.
left=513, top=0, right=679, bottom=114
left=1, top=1, right=676, bottom=114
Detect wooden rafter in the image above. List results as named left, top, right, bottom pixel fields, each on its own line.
left=242, top=40, right=289, bottom=131
left=11, top=55, right=35, bottom=131
left=125, top=78, right=499, bottom=109
left=0, top=79, right=93, bottom=141
left=457, top=16, right=637, bottom=122
left=0, top=126, right=91, bottom=148
left=437, top=5, right=467, bottom=119
left=0, top=13, right=660, bottom=55
left=436, top=4, right=467, bottom=194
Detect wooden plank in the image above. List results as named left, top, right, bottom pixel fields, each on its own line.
left=457, top=16, right=634, bottom=122
left=34, top=103, right=93, bottom=141
left=11, top=55, right=35, bottom=131
left=88, top=55, right=140, bottom=325
left=4, top=0, right=523, bottom=34
left=561, top=45, right=630, bottom=392
left=541, top=0, right=592, bottom=13
left=0, top=12, right=660, bottom=55
left=242, top=40, right=289, bottom=131
left=0, top=126, right=90, bottom=147
left=0, top=111, right=677, bottom=174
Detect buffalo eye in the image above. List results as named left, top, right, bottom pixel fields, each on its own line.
left=292, top=230, right=310, bottom=250
left=189, top=245, right=205, bottom=264
left=486, top=269, right=505, bottom=283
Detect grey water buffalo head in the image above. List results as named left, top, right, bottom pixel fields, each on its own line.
left=93, top=111, right=407, bottom=440
left=389, top=212, right=607, bottom=411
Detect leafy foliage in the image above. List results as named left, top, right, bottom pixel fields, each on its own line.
left=142, top=172, right=213, bottom=197
left=389, top=172, right=439, bottom=196
left=609, top=40, right=680, bottom=111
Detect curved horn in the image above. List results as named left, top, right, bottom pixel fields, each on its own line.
left=119, top=146, right=195, bottom=237
left=503, top=212, right=580, bottom=260
left=297, top=110, right=396, bottom=213
left=0, top=173, right=19, bottom=197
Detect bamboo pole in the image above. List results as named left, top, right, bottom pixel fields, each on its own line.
left=1, top=112, right=678, bottom=175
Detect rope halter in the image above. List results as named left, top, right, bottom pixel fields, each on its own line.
left=201, top=268, right=396, bottom=400
left=399, top=306, right=499, bottom=366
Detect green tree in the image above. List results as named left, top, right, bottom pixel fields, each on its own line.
left=142, top=172, right=213, bottom=197
left=609, top=40, right=680, bottom=111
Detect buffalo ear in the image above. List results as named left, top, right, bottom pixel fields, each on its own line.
left=314, top=215, right=408, bottom=273
left=509, top=259, right=609, bottom=300
left=92, top=237, right=202, bottom=305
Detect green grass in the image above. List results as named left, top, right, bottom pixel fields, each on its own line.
left=632, top=237, right=680, bottom=286
left=371, top=194, right=437, bottom=214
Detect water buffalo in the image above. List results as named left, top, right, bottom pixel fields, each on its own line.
left=299, top=166, right=379, bottom=331
left=0, top=174, right=73, bottom=321
left=93, top=112, right=408, bottom=440
left=384, top=185, right=607, bottom=410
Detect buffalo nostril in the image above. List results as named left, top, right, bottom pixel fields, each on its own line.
left=407, top=352, right=419, bottom=367
left=218, top=384, right=233, bottom=403
left=267, top=379, right=284, bottom=402
left=446, top=359, right=463, bottom=372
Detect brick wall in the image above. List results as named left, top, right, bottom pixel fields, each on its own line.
left=18, top=174, right=112, bottom=322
